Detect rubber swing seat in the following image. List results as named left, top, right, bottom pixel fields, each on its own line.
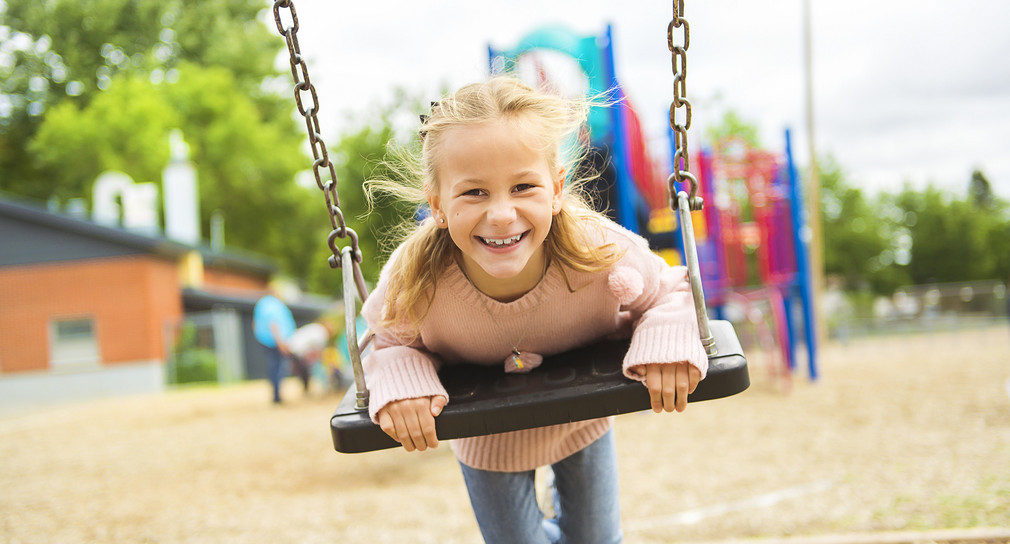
left=330, top=319, right=748, bottom=453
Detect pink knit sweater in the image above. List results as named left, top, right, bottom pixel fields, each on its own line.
left=361, top=218, right=708, bottom=472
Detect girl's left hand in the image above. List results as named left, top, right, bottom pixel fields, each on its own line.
left=644, top=362, right=701, bottom=413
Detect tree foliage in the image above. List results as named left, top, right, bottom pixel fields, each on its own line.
left=306, top=91, right=429, bottom=295
left=705, top=110, right=761, bottom=149
left=819, top=157, right=906, bottom=294
left=890, top=183, right=1008, bottom=285
left=1, top=0, right=435, bottom=296
left=821, top=171, right=1010, bottom=294
left=0, top=0, right=340, bottom=288
left=1, top=0, right=284, bottom=195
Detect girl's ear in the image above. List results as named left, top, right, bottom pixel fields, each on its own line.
left=552, top=167, right=566, bottom=215
left=427, top=194, right=448, bottom=228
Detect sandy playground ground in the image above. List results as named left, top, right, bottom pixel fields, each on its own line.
left=1, top=325, right=1008, bottom=543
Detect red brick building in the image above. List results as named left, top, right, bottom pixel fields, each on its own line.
left=0, top=195, right=324, bottom=413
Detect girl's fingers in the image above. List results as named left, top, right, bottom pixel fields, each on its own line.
left=430, top=395, right=447, bottom=417
left=378, top=411, right=397, bottom=440
left=390, top=412, right=415, bottom=452
left=644, top=363, right=699, bottom=413
left=422, top=396, right=446, bottom=449
left=644, top=366, right=664, bottom=413
left=401, top=409, right=427, bottom=452
left=662, top=364, right=678, bottom=412
left=420, top=405, right=439, bottom=449
left=688, top=365, right=701, bottom=394
left=675, top=364, right=689, bottom=412
left=380, top=397, right=443, bottom=452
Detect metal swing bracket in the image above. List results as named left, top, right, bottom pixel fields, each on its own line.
left=341, top=247, right=371, bottom=410
left=675, top=185, right=718, bottom=357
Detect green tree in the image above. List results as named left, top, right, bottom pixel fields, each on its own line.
left=29, top=64, right=318, bottom=282
left=1, top=0, right=339, bottom=288
left=969, top=170, right=1010, bottom=283
left=990, top=217, right=1010, bottom=284
left=892, top=184, right=998, bottom=284
left=305, top=91, right=428, bottom=295
left=1, top=0, right=290, bottom=199
left=28, top=74, right=177, bottom=201
left=819, top=157, right=906, bottom=294
left=705, top=110, right=761, bottom=150
left=968, top=169, right=994, bottom=210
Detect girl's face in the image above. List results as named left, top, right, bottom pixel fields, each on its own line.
left=428, top=119, right=563, bottom=302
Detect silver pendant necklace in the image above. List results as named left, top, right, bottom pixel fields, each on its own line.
left=459, top=257, right=549, bottom=372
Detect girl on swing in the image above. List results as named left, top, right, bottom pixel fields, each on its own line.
left=363, top=76, right=707, bottom=544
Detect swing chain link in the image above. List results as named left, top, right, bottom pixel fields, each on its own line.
left=668, top=0, right=703, bottom=212
left=272, top=0, right=368, bottom=293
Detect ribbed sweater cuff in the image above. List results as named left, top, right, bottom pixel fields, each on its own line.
left=367, top=356, right=448, bottom=423
left=623, top=322, right=709, bottom=380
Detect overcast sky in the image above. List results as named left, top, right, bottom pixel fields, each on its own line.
left=279, top=0, right=1010, bottom=200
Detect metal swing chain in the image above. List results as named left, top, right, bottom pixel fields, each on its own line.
left=667, top=0, right=702, bottom=212
left=272, top=0, right=369, bottom=304
left=667, top=0, right=716, bottom=355
left=273, top=0, right=372, bottom=409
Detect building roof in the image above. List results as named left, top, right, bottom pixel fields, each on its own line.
left=0, top=193, right=276, bottom=277
left=182, top=287, right=333, bottom=321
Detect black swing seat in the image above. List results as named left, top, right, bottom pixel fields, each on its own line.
left=330, top=319, right=749, bottom=453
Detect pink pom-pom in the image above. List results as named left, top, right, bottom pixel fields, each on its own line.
left=608, top=266, right=643, bottom=305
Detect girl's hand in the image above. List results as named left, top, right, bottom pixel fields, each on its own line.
left=376, top=396, right=448, bottom=452
left=644, top=362, right=700, bottom=413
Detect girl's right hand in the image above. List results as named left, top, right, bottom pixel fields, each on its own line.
left=376, top=396, right=448, bottom=452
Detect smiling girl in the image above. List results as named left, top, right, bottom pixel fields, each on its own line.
left=362, top=77, right=707, bottom=543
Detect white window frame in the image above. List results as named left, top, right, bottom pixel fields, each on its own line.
left=49, top=316, right=101, bottom=370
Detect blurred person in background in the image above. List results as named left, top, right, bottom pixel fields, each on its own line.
left=253, top=283, right=296, bottom=404
left=287, top=316, right=338, bottom=396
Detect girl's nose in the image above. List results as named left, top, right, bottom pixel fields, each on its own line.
left=485, top=197, right=517, bottom=225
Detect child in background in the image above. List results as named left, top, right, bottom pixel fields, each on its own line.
left=362, top=77, right=707, bottom=544
left=287, top=316, right=336, bottom=396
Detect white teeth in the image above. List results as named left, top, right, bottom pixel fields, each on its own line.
left=482, top=234, right=522, bottom=246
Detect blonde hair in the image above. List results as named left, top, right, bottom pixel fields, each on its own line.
left=366, top=76, right=623, bottom=337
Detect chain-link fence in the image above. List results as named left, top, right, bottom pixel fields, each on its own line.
left=829, top=279, right=1009, bottom=340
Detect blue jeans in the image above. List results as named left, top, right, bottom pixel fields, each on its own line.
left=262, top=346, right=288, bottom=403
left=459, top=430, right=623, bottom=544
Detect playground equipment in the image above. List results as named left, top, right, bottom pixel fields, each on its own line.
left=690, top=130, right=818, bottom=380
left=488, top=22, right=818, bottom=380
left=270, top=0, right=750, bottom=454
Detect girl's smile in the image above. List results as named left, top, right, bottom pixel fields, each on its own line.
left=427, top=118, right=563, bottom=301
left=477, top=231, right=527, bottom=248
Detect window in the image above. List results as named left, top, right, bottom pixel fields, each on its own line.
left=49, top=317, right=100, bottom=369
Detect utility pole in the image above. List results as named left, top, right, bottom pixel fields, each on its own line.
left=803, top=0, right=826, bottom=350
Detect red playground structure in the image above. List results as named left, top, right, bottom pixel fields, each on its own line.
left=687, top=131, right=818, bottom=386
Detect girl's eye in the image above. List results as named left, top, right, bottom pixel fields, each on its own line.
left=462, top=188, right=484, bottom=197
left=513, top=183, right=535, bottom=193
